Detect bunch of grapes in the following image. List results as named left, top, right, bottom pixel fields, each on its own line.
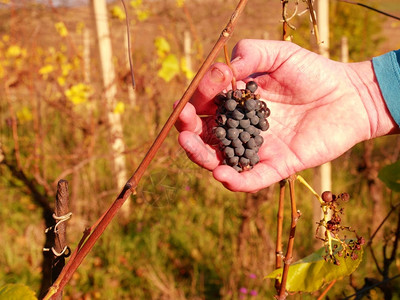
left=213, top=81, right=270, bottom=172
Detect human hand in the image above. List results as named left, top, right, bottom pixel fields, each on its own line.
left=175, top=39, right=397, bottom=192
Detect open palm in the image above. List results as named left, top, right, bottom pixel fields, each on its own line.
left=175, top=40, right=395, bottom=192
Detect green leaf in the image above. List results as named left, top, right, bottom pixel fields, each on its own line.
left=157, top=54, right=179, bottom=82
left=378, top=160, right=400, bottom=192
left=0, top=284, right=37, bottom=300
left=265, top=244, right=363, bottom=293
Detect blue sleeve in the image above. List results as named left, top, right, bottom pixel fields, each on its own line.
left=372, top=49, right=400, bottom=127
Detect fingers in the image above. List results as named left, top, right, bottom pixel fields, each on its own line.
left=178, top=131, right=220, bottom=171
left=191, top=62, right=233, bottom=115
left=174, top=101, right=203, bottom=134
left=230, top=39, right=302, bottom=81
left=213, top=163, right=283, bottom=193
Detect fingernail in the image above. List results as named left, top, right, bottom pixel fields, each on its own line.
left=210, top=67, right=225, bottom=83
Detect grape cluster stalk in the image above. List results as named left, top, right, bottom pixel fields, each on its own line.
left=213, top=81, right=270, bottom=172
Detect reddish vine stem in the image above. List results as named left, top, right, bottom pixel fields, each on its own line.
left=44, top=1, right=249, bottom=298
left=317, top=280, right=337, bottom=300
left=277, top=174, right=300, bottom=300
left=275, top=179, right=286, bottom=292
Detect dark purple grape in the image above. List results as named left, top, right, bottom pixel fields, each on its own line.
left=234, top=145, right=245, bottom=156
left=232, top=108, right=244, bottom=120
left=264, top=107, right=271, bottom=117
left=239, top=119, right=250, bottom=129
left=244, top=149, right=255, bottom=159
left=214, top=127, right=226, bottom=140
left=233, top=90, right=242, bottom=100
left=228, top=156, right=239, bottom=166
left=246, top=81, right=258, bottom=93
left=225, top=99, right=237, bottom=111
left=254, top=135, right=264, bottom=146
left=227, top=118, right=239, bottom=128
left=233, top=165, right=242, bottom=172
left=231, top=138, right=242, bottom=148
left=245, top=99, right=257, bottom=111
left=258, top=119, right=269, bottom=131
left=224, top=147, right=235, bottom=158
left=246, top=138, right=256, bottom=149
left=250, top=154, right=260, bottom=166
left=227, top=128, right=239, bottom=140
left=245, top=110, right=256, bottom=118
left=226, top=90, right=233, bottom=99
left=214, top=93, right=226, bottom=105
left=250, top=116, right=260, bottom=125
left=245, top=125, right=256, bottom=135
left=220, top=138, right=231, bottom=146
left=253, top=128, right=261, bottom=136
left=239, top=131, right=251, bottom=143
left=239, top=157, right=250, bottom=167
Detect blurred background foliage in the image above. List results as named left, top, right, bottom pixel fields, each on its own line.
left=1, top=0, right=400, bottom=299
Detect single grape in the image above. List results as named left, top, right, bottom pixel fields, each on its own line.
left=233, top=90, right=242, bottom=100
left=250, top=116, right=260, bottom=126
left=227, top=118, right=239, bottom=128
left=244, top=149, right=255, bottom=159
left=239, top=157, right=250, bottom=167
left=232, top=108, right=244, bottom=120
left=234, top=145, right=245, bottom=156
left=224, top=147, right=235, bottom=158
left=245, top=99, right=257, bottom=111
left=239, top=131, right=251, bottom=143
left=245, top=125, right=256, bottom=135
left=239, top=119, right=250, bottom=129
left=254, top=135, right=264, bottom=146
left=228, top=156, right=239, bottom=166
left=214, top=127, right=226, bottom=140
left=245, top=110, right=256, bottom=119
left=264, top=107, right=271, bottom=118
left=258, top=119, right=269, bottom=131
left=322, top=191, right=334, bottom=203
left=246, top=81, right=258, bottom=93
left=220, top=138, right=231, bottom=146
left=233, top=165, right=243, bottom=172
left=227, top=128, right=240, bottom=140
left=225, top=99, right=237, bottom=111
left=226, top=90, right=233, bottom=99
left=250, top=154, right=260, bottom=166
left=246, top=138, right=256, bottom=149
left=253, top=128, right=261, bottom=136
left=231, top=138, right=243, bottom=148
left=214, top=93, right=226, bottom=105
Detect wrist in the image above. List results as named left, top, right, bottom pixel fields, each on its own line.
left=348, top=60, right=399, bottom=140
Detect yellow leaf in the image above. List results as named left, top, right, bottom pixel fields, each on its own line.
left=130, top=0, right=142, bottom=8
left=154, top=37, right=170, bottom=58
left=136, top=9, right=150, bottom=21
left=16, top=107, right=33, bottom=123
left=110, top=5, right=126, bottom=20
left=176, top=0, right=185, bottom=7
left=2, top=35, right=9, bottom=42
left=157, top=54, right=179, bottom=82
left=65, top=83, right=93, bottom=105
left=55, top=22, right=68, bottom=37
left=38, top=64, right=54, bottom=79
left=6, top=45, right=23, bottom=58
left=114, top=101, right=125, bottom=114
left=57, top=76, right=66, bottom=86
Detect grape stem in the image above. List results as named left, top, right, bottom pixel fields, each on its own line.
left=296, top=175, right=333, bottom=255
left=223, top=44, right=237, bottom=90
left=43, top=1, right=250, bottom=298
